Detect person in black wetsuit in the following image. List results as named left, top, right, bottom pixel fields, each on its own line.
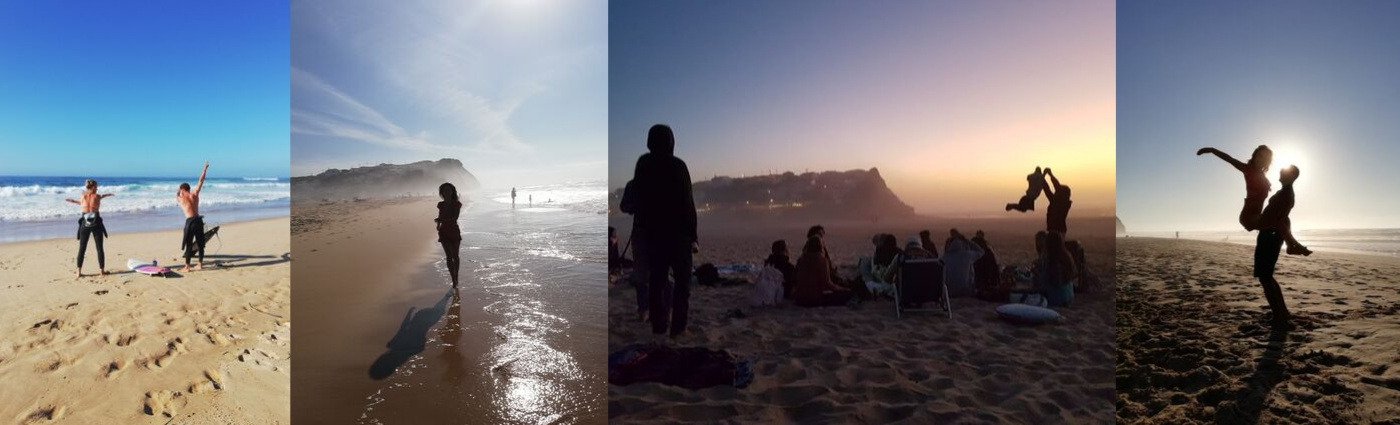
left=436, top=183, right=463, bottom=288
left=65, top=179, right=114, bottom=278
left=176, top=161, right=209, bottom=272
left=631, top=124, right=698, bottom=338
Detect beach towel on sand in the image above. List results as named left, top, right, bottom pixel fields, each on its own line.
left=608, top=344, right=755, bottom=389
left=750, top=265, right=784, bottom=307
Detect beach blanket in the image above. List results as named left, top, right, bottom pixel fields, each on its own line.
left=608, top=344, right=754, bottom=389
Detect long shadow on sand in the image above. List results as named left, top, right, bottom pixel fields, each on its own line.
left=204, top=253, right=292, bottom=269
left=1230, top=325, right=1289, bottom=424
left=369, top=288, right=454, bottom=380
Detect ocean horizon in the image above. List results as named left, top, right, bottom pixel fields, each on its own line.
left=0, top=175, right=290, bottom=243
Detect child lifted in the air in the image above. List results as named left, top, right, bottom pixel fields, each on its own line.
left=1005, top=166, right=1045, bottom=212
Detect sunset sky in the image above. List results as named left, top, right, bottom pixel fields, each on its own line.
left=1119, top=0, right=1400, bottom=232
left=609, top=1, right=1116, bottom=216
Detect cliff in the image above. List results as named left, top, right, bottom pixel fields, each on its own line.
left=292, top=158, right=480, bottom=201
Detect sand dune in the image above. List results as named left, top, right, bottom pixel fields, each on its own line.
left=0, top=218, right=291, bottom=424
left=1116, top=237, right=1400, bottom=423
left=609, top=217, right=1117, bottom=423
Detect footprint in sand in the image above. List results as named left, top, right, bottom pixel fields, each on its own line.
left=148, top=337, right=188, bottom=369
left=237, top=348, right=281, bottom=372
left=143, top=390, right=185, bottom=417
left=107, top=333, right=139, bottom=347
left=104, top=359, right=129, bottom=379
left=188, top=369, right=227, bottom=394
left=21, top=405, right=66, bottom=424
left=196, top=325, right=231, bottom=346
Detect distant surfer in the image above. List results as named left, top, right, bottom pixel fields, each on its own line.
left=435, top=183, right=463, bottom=288
left=529, top=194, right=533, bottom=208
left=177, top=161, right=209, bottom=272
left=511, top=187, right=517, bottom=208
left=65, top=179, right=114, bottom=277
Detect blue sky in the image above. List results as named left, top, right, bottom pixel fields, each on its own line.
left=609, top=0, right=1116, bottom=216
left=1119, top=0, right=1400, bottom=231
left=0, top=1, right=290, bottom=178
left=291, top=0, right=608, bottom=188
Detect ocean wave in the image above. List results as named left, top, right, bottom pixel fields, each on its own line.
left=242, top=177, right=281, bottom=181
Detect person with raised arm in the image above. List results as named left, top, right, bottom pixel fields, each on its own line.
left=1197, top=146, right=1311, bottom=255
left=177, top=161, right=210, bottom=272
left=65, top=179, right=114, bottom=277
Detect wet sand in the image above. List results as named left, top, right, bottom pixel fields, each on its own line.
left=609, top=216, right=1117, bottom=423
left=1116, top=237, right=1400, bottom=423
left=292, top=196, right=606, bottom=424
left=0, top=218, right=291, bottom=424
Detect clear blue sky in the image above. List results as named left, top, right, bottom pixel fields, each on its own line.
left=609, top=0, right=1116, bottom=216
left=1119, top=0, right=1400, bottom=232
left=291, top=0, right=608, bottom=188
left=0, top=1, right=290, bottom=178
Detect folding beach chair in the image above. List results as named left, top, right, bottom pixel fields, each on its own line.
left=894, top=257, right=951, bottom=319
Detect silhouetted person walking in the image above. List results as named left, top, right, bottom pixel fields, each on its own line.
left=511, top=187, right=517, bottom=209
left=436, top=183, right=463, bottom=287
left=632, top=124, right=698, bottom=338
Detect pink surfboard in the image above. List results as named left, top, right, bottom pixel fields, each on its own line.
left=135, top=265, right=170, bottom=277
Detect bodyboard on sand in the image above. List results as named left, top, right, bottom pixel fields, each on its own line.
left=996, top=304, right=1061, bottom=325
left=126, top=259, right=171, bottom=277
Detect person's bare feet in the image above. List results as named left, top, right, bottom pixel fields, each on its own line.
left=193, top=262, right=204, bottom=271
left=181, top=265, right=192, bottom=273
left=1286, top=244, right=1313, bottom=256
left=99, top=269, right=108, bottom=276
left=75, top=271, right=82, bottom=278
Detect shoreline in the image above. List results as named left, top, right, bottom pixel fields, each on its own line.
left=1118, top=235, right=1400, bottom=259
left=1, top=201, right=291, bottom=244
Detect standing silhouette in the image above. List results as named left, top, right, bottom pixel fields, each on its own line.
left=511, top=187, right=517, bottom=209
left=65, top=179, right=114, bottom=277
left=1253, top=165, right=1305, bottom=324
left=631, top=124, right=698, bottom=337
left=1042, top=168, right=1073, bottom=236
left=436, top=183, right=463, bottom=287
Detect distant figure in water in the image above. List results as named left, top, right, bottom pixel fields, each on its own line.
left=1005, top=166, right=1045, bottom=212
left=66, top=179, right=114, bottom=277
left=511, top=187, right=517, bottom=208
left=176, top=161, right=210, bottom=272
left=1176, top=231, right=1180, bottom=239
left=435, top=183, right=463, bottom=288
left=631, top=124, right=699, bottom=338
left=529, top=194, right=533, bottom=208
left=1254, top=165, right=1305, bottom=324
left=1042, top=168, right=1073, bottom=236
left=1197, top=146, right=1311, bottom=255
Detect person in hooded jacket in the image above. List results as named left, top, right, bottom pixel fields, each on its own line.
left=631, top=124, right=699, bottom=338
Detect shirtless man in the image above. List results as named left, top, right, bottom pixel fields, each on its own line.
left=65, top=179, right=115, bottom=277
left=177, top=161, right=210, bottom=272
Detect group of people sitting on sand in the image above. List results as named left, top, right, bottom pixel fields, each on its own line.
left=67, top=161, right=214, bottom=277
left=754, top=222, right=1089, bottom=310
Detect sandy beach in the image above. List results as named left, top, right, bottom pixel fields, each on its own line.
left=292, top=194, right=606, bottom=425
left=608, top=216, right=1117, bottom=423
left=0, top=218, right=291, bottom=424
left=1116, top=237, right=1400, bottom=423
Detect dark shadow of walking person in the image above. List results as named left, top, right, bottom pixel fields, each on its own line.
left=370, top=289, right=454, bottom=380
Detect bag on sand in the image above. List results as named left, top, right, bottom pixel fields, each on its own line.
left=749, top=265, right=784, bottom=307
